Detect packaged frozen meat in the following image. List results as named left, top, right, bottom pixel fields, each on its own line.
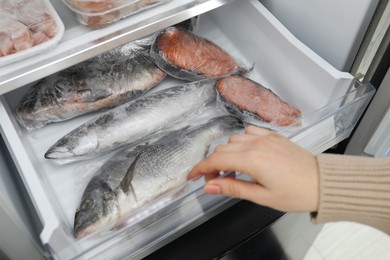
left=150, top=26, right=250, bottom=81
left=215, top=75, right=302, bottom=129
left=0, top=0, right=64, bottom=66
left=62, top=0, right=172, bottom=28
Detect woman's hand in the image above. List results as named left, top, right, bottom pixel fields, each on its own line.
left=188, top=125, right=319, bottom=212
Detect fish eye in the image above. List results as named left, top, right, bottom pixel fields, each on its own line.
left=103, top=192, right=113, bottom=200
left=81, top=199, right=92, bottom=210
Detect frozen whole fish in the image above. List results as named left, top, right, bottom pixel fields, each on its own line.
left=74, top=115, right=244, bottom=238
left=150, top=26, right=248, bottom=81
left=45, top=79, right=217, bottom=162
left=216, top=75, right=301, bottom=127
left=15, top=38, right=166, bottom=130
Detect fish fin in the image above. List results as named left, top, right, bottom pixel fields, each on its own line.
left=120, top=154, right=140, bottom=194
left=120, top=154, right=140, bottom=204
left=156, top=125, right=191, bottom=143
left=204, top=146, right=212, bottom=158
left=76, top=89, right=112, bottom=103
left=129, top=183, right=139, bottom=205
left=161, top=128, right=186, bottom=140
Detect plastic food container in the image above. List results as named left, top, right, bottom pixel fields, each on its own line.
left=0, top=0, right=64, bottom=67
left=62, top=0, right=172, bottom=28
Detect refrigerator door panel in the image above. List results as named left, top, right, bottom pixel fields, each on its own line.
left=346, top=66, right=390, bottom=156
left=0, top=0, right=376, bottom=258
left=259, top=0, right=380, bottom=71
left=364, top=105, right=390, bottom=157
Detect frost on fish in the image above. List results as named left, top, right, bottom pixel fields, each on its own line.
left=215, top=75, right=301, bottom=129
left=14, top=38, right=166, bottom=130
left=74, top=115, right=243, bottom=238
left=45, top=79, right=217, bottom=163
left=150, top=26, right=249, bottom=81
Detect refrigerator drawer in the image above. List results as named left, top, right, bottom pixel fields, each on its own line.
left=0, top=0, right=375, bottom=259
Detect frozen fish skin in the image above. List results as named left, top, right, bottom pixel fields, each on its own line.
left=74, top=115, right=244, bottom=238
left=45, top=79, right=217, bottom=162
left=216, top=75, right=301, bottom=127
left=150, top=26, right=248, bottom=81
left=15, top=38, right=166, bottom=130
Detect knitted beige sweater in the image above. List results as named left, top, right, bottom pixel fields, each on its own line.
left=312, top=154, right=390, bottom=235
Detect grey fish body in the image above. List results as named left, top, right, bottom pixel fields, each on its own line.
left=15, top=38, right=166, bottom=130
left=45, top=80, right=217, bottom=162
left=74, top=115, right=243, bottom=238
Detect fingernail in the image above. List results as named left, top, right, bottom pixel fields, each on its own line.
left=204, top=182, right=221, bottom=194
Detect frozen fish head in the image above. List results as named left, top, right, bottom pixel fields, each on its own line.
left=44, top=125, right=101, bottom=160
left=74, top=153, right=138, bottom=238
left=74, top=182, right=119, bottom=238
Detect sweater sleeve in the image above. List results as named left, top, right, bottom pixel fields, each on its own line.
left=311, top=153, right=390, bottom=235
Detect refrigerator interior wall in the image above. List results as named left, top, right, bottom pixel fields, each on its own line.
left=0, top=0, right=376, bottom=259
left=259, top=0, right=380, bottom=71
left=0, top=137, right=44, bottom=259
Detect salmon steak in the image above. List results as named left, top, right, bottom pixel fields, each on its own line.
left=215, top=75, right=301, bottom=127
left=150, top=26, right=247, bottom=81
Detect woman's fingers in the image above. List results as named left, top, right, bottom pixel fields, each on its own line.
left=245, top=125, right=274, bottom=136
left=228, top=127, right=275, bottom=144
left=188, top=130, right=273, bottom=180
left=213, top=142, right=250, bottom=153
left=187, top=151, right=254, bottom=180
left=227, top=132, right=256, bottom=144
left=187, top=125, right=320, bottom=213
left=204, top=178, right=271, bottom=206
